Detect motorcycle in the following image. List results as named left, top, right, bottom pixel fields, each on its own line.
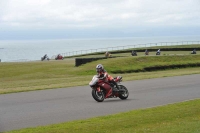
left=41, top=56, right=49, bottom=61
left=156, top=51, right=160, bottom=55
left=131, top=51, right=137, bottom=56
left=55, top=54, right=64, bottom=60
left=89, top=75, right=129, bottom=102
left=191, top=51, right=196, bottom=54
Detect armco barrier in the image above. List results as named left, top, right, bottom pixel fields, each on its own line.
left=75, top=57, right=108, bottom=66
left=56, top=41, right=200, bottom=58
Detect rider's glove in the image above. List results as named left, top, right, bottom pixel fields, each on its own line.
left=99, top=74, right=106, bottom=79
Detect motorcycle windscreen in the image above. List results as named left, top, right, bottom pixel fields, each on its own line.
left=89, top=76, right=99, bottom=86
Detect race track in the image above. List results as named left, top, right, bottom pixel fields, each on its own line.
left=0, top=74, right=200, bottom=132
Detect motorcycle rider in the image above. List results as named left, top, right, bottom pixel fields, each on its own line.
left=157, top=49, right=161, bottom=54
left=191, top=49, right=196, bottom=54
left=43, top=54, right=47, bottom=59
left=145, top=49, right=149, bottom=55
left=96, top=64, right=120, bottom=92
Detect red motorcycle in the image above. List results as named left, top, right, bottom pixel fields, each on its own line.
left=89, top=75, right=129, bottom=102
left=55, top=54, right=64, bottom=60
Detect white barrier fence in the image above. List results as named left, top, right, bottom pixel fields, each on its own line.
left=56, top=41, right=200, bottom=58
left=4, top=41, right=200, bottom=62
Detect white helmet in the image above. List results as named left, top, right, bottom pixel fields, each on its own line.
left=96, top=64, right=104, bottom=72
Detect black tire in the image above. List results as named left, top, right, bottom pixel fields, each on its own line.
left=92, top=89, right=105, bottom=102
left=118, top=85, right=129, bottom=100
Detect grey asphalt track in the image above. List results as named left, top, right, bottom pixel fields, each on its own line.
left=0, top=74, right=200, bottom=132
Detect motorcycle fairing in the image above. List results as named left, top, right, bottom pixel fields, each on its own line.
left=89, top=75, right=99, bottom=86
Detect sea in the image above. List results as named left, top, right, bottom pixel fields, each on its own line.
left=0, top=35, right=200, bottom=62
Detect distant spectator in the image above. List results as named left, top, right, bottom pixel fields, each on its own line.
left=105, top=51, right=111, bottom=58
left=145, top=49, right=149, bottom=55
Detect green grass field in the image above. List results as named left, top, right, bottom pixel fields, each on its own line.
left=1, top=45, right=200, bottom=133
left=6, top=99, right=200, bottom=133
left=1, top=53, right=200, bottom=94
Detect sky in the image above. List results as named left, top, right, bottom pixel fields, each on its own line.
left=0, top=0, right=200, bottom=40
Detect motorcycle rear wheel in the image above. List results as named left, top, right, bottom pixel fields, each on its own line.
left=118, top=85, right=129, bottom=100
left=92, top=89, right=105, bottom=102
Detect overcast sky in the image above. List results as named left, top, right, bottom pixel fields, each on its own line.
left=0, top=0, right=200, bottom=40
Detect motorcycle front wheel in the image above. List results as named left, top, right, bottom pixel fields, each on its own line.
left=92, top=89, right=105, bottom=102
left=118, top=85, right=129, bottom=100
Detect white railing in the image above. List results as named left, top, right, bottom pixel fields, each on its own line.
left=56, top=41, right=200, bottom=57
left=3, top=41, right=199, bottom=62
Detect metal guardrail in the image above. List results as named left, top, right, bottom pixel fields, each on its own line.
left=56, top=41, right=200, bottom=57
left=2, top=41, right=199, bottom=62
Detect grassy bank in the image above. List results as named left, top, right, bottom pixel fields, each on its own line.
left=1, top=54, right=200, bottom=94
left=2, top=46, right=200, bottom=133
left=6, top=99, right=200, bottom=133
left=79, top=55, right=200, bottom=74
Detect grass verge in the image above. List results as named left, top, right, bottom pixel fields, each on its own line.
left=1, top=54, right=200, bottom=94
left=6, top=99, right=200, bottom=133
